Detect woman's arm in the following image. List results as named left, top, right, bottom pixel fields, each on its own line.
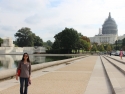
left=16, top=61, right=21, bottom=75
left=29, top=63, right=31, bottom=79
left=16, top=61, right=21, bottom=80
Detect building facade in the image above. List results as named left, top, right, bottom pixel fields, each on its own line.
left=1, top=37, right=14, bottom=47
left=89, top=13, right=118, bottom=44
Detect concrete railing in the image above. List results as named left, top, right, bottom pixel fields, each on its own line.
left=0, top=55, right=88, bottom=80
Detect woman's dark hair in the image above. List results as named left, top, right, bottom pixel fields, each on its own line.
left=21, top=52, right=30, bottom=63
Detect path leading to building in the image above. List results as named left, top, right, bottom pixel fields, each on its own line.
left=0, top=56, right=110, bottom=94
left=84, top=56, right=111, bottom=94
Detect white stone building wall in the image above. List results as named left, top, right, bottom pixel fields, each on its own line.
left=0, top=47, right=45, bottom=54
left=89, top=34, right=117, bottom=44
left=0, top=37, right=46, bottom=54
left=1, top=37, right=14, bottom=47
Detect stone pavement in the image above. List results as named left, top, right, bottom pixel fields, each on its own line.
left=0, top=56, right=101, bottom=94
left=84, top=56, right=111, bottom=94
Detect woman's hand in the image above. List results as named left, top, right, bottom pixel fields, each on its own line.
left=29, top=78, right=31, bottom=81
left=29, top=78, right=31, bottom=85
left=29, top=76, right=31, bottom=80
left=16, top=75, right=18, bottom=80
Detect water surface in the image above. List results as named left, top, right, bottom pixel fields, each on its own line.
left=0, top=55, right=72, bottom=71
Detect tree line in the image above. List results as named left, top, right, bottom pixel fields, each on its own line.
left=0, top=27, right=125, bottom=54
left=14, top=27, right=43, bottom=47
left=0, top=27, right=52, bottom=49
left=49, top=27, right=91, bottom=54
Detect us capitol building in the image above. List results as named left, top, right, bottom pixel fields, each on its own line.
left=89, top=12, right=125, bottom=44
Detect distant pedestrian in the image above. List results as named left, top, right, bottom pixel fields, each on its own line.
left=120, top=49, right=123, bottom=60
left=110, top=52, right=111, bottom=56
left=16, top=53, right=31, bottom=94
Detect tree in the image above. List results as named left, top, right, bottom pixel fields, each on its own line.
left=80, top=35, right=91, bottom=51
left=101, top=45, right=105, bottom=51
left=98, top=45, right=105, bottom=51
left=0, top=38, right=3, bottom=46
left=15, top=27, right=34, bottom=47
left=15, top=27, right=43, bottom=47
left=110, top=44, right=113, bottom=50
left=122, top=46, right=125, bottom=50
left=81, top=36, right=90, bottom=42
left=122, top=38, right=125, bottom=47
left=53, top=27, right=79, bottom=53
left=34, top=36, right=43, bottom=46
left=114, top=40, right=122, bottom=50
left=13, top=41, right=18, bottom=47
left=43, top=40, right=53, bottom=50
left=81, top=40, right=90, bottom=51
left=46, top=40, right=53, bottom=47
left=106, top=45, right=112, bottom=52
left=52, top=40, right=60, bottom=49
left=78, top=33, right=83, bottom=38
left=91, top=44, right=97, bottom=52
left=122, top=38, right=125, bottom=50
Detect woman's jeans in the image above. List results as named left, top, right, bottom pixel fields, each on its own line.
left=20, top=77, right=29, bottom=94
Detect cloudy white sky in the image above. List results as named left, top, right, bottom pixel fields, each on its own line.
left=0, top=0, right=125, bottom=42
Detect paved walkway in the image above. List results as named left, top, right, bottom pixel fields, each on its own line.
left=84, top=56, right=111, bottom=94
left=0, top=56, right=100, bottom=94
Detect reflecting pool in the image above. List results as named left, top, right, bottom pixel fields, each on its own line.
left=0, top=55, right=72, bottom=71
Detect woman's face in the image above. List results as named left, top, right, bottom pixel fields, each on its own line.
left=24, top=54, right=28, bottom=60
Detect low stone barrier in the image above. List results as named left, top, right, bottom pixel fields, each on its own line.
left=0, top=56, right=88, bottom=80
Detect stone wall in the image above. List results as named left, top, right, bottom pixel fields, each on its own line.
left=0, top=47, right=45, bottom=54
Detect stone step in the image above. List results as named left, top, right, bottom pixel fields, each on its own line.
left=107, top=56, right=125, bottom=64
left=100, top=56, right=125, bottom=94
left=103, top=56, right=125, bottom=75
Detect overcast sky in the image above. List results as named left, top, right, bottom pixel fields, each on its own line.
left=0, top=0, right=125, bottom=42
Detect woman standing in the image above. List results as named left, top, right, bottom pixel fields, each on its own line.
left=120, top=49, right=123, bottom=60
left=16, top=53, right=31, bottom=94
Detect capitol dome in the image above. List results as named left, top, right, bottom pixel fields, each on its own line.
left=102, top=12, right=118, bottom=34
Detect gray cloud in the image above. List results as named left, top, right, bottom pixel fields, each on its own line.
left=0, top=0, right=48, bottom=13
left=1, top=25, right=15, bottom=31
left=0, top=0, right=125, bottom=42
left=25, top=14, right=42, bottom=24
